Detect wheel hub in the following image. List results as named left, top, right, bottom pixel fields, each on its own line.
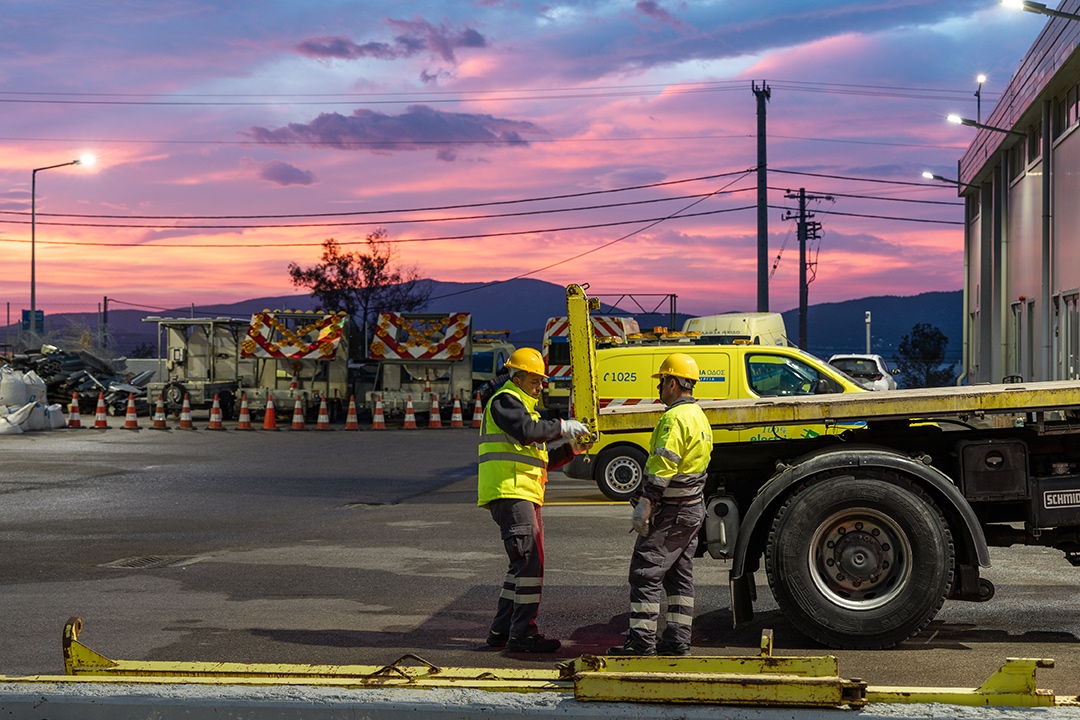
left=832, top=530, right=885, bottom=582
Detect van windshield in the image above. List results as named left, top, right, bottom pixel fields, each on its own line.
left=747, top=354, right=843, bottom=396
left=547, top=339, right=571, bottom=366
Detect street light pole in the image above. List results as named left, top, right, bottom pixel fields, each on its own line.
left=30, top=158, right=84, bottom=337
left=1001, top=0, right=1080, bottom=21
left=975, top=74, right=986, bottom=124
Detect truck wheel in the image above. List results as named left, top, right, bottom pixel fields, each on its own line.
left=765, top=471, right=954, bottom=649
left=595, top=446, right=647, bottom=502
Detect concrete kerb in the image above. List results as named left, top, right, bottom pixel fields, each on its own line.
left=3, top=684, right=1079, bottom=720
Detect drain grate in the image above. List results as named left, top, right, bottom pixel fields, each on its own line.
left=100, top=555, right=197, bottom=569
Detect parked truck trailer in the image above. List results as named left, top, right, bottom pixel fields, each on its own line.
left=566, top=283, right=1080, bottom=650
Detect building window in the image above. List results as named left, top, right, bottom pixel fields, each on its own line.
left=1063, top=293, right=1080, bottom=380
left=1028, top=122, right=1042, bottom=163
left=966, top=191, right=980, bottom=222
left=1009, top=142, right=1026, bottom=179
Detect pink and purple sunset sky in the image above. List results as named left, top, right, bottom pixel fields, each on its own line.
left=0, top=1, right=1049, bottom=318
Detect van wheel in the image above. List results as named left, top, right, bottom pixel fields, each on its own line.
left=595, top=446, right=647, bottom=501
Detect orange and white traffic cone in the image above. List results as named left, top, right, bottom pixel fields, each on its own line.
left=371, top=394, right=386, bottom=430
left=450, top=395, right=464, bottom=428
left=345, top=394, right=360, bottom=431
left=424, top=373, right=432, bottom=394
left=471, top=393, right=483, bottom=428
left=68, top=392, right=82, bottom=429
left=93, top=392, right=109, bottom=429
left=315, top=397, right=330, bottom=430
left=291, top=396, right=306, bottom=431
left=428, top=394, right=442, bottom=429
left=179, top=393, right=195, bottom=429
left=403, top=395, right=417, bottom=429
left=123, top=394, right=139, bottom=429
left=289, top=373, right=299, bottom=391
left=151, top=394, right=168, bottom=430
left=236, top=394, right=253, bottom=430
left=207, top=394, right=224, bottom=430
left=262, top=394, right=278, bottom=430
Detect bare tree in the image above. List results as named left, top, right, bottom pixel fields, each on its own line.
left=288, top=230, right=431, bottom=356
left=896, top=323, right=956, bottom=388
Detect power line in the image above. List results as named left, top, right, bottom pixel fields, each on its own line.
left=3, top=170, right=752, bottom=221
left=0, top=206, right=758, bottom=248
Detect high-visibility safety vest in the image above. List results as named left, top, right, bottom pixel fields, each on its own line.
left=644, top=399, right=712, bottom=500
left=478, top=381, right=549, bottom=507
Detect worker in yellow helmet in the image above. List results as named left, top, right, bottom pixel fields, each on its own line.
left=608, top=352, right=712, bottom=657
left=478, top=347, right=591, bottom=653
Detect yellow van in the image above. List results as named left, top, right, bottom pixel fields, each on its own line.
left=563, top=343, right=866, bottom=500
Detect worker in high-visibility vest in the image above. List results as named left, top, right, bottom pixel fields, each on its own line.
left=478, top=347, right=591, bottom=653
left=608, top=352, right=712, bottom=657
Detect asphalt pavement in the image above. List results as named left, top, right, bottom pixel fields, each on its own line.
left=1, top=422, right=1079, bottom=699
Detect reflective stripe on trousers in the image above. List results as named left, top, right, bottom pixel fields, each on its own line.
left=488, top=498, right=545, bottom=640
left=626, top=500, right=705, bottom=648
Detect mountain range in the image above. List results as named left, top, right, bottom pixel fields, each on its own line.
left=8, top=279, right=962, bottom=365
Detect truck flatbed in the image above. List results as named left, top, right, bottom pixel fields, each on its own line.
left=591, top=381, right=1080, bottom=433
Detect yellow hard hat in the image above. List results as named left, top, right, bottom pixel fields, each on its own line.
left=504, top=347, right=547, bottom=378
left=652, top=352, right=699, bottom=382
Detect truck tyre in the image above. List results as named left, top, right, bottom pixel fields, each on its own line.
left=765, top=471, right=954, bottom=650
left=595, top=446, right=647, bottom=501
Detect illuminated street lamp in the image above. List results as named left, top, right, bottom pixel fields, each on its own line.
left=975, top=74, right=987, bottom=124
left=921, top=170, right=975, bottom=191
left=946, top=113, right=1026, bottom=136
left=1000, top=0, right=1080, bottom=21
left=30, top=154, right=93, bottom=336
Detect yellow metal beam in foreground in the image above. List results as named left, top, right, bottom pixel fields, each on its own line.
left=0, top=618, right=1071, bottom=708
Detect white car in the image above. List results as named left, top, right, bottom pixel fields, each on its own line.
left=827, top=354, right=898, bottom=391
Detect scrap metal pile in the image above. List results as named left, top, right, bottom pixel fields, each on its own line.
left=5, top=344, right=153, bottom=416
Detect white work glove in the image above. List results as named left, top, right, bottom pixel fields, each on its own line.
left=631, top=497, right=653, bottom=537
left=560, top=418, right=589, bottom=439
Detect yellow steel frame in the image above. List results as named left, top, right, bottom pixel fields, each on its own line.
left=1, top=618, right=1072, bottom=708
left=564, top=283, right=1080, bottom=435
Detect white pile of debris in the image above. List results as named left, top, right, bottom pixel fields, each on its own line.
left=0, top=366, right=67, bottom=434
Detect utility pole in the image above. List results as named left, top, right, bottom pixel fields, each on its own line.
left=753, top=81, right=771, bottom=313
left=783, top=189, right=832, bottom=350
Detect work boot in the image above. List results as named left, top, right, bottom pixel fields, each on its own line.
left=656, top=641, right=691, bottom=656
left=606, top=639, right=656, bottom=656
left=505, top=634, right=561, bottom=653
left=486, top=630, right=507, bottom=648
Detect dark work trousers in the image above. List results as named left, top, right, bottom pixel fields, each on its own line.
left=626, top=499, right=705, bottom=648
left=488, top=498, right=545, bottom=640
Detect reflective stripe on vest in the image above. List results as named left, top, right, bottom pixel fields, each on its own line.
left=477, top=381, right=549, bottom=506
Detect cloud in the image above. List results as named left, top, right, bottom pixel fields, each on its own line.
left=635, top=1, right=688, bottom=31
left=247, top=105, right=544, bottom=152
left=254, top=159, right=318, bottom=186
left=295, top=18, right=488, bottom=64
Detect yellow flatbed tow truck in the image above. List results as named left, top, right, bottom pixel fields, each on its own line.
left=566, top=283, right=1080, bottom=651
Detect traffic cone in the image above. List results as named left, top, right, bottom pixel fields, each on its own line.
left=291, top=396, right=306, bottom=430
left=315, top=397, right=330, bottom=430
left=68, top=392, right=81, bottom=429
left=403, top=395, right=417, bottom=429
left=345, top=394, right=360, bottom=430
left=93, top=392, right=109, bottom=429
left=262, top=394, right=278, bottom=430
left=207, top=394, right=224, bottom=430
left=179, top=393, right=195, bottom=429
left=236, top=393, right=253, bottom=430
left=371, top=394, right=386, bottom=430
left=289, top=373, right=299, bottom=390
left=124, top=394, right=139, bottom=430
left=450, top=395, right=464, bottom=428
left=471, top=393, right=483, bottom=428
left=151, top=394, right=168, bottom=430
left=428, top=394, right=442, bottom=429
left=424, top=373, right=432, bottom=394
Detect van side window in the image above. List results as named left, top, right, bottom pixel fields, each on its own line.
left=747, top=354, right=843, bottom=396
